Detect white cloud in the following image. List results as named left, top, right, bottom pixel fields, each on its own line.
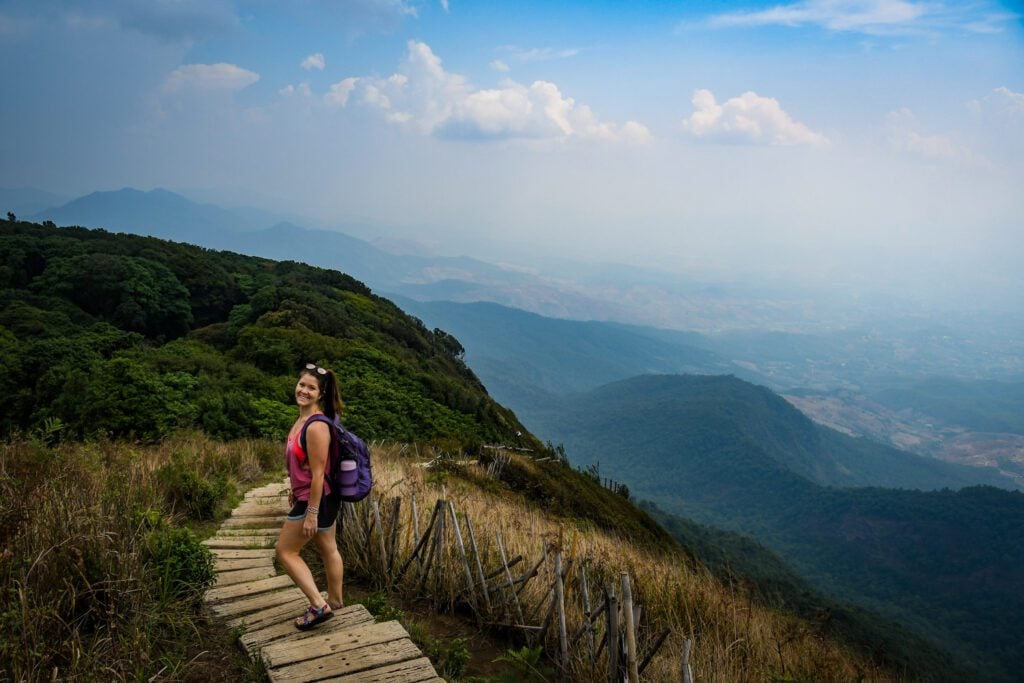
left=885, top=107, right=979, bottom=164
left=703, top=0, right=928, bottom=35
left=968, top=86, right=1024, bottom=118
left=682, top=89, right=829, bottom=146
left=330, top=41, right=649, bottom=144
left=301, top=52, right=325, bottom=71
left=324, top=77, right=359, bottom=106
left=279, top=82, right=312, bottom=97
left=163, top=63, right=259, bottom=93
left=490, top=59, right=510, bottom=73
left=440, top=0, right=450, bottom=12
left=500, top=46, right=580, bottom=63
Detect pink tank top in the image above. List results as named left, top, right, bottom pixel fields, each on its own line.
left=285, top=429, right=332, bottom=502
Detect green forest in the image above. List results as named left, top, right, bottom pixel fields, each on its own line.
left=544, top=374, right=1024, bottom=682
left=0, top=219, right=538, bottom=450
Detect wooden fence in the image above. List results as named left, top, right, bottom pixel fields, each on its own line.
left=334, top=474, right=695, bottom=682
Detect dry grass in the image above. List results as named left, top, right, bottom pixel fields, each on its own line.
left=0, top=433, right=279, bottom=682
left=341, top=444, right=904, bottom=682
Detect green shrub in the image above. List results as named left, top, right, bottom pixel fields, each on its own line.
left=144, top=526, right=215, bottom=606
left=156, top=459, right=228, bottom=520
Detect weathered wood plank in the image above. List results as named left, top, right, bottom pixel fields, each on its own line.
left=266, top=637, right=423, bottom=682
left=210, top=586, right=306, bottom=618
left=239, top=605, right=375, bottom=650
left=262, top=621, right=409, bottom=669
left=222, top=515, right=286, bottom=528
left=215, top=557, right=275, bottom=573
left=232, top=505, right=288, bottom=517
left=206, top=574, right=295, bottom=604
left=214, top=566, right=277, bottom=587
left=226, top=594, right=312, bottom=631
left=210, top=548, right=277, bottom=560
left=320, top=656, right=441, bottom=682
left=204, top=538, right=277, bottom=549
left=216, top=528, right=281, bottom=537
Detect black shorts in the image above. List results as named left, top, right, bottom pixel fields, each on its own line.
left=287, top=493, right=342, bottom=532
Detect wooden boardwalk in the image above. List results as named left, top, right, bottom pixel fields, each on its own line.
left=205, top=480, right=443, bottom=682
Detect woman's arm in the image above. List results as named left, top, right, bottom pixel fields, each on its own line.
left=303, top=421, right=331, bottom=536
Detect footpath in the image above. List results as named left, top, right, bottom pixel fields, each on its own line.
left=202, top=480, right=442, bottom=682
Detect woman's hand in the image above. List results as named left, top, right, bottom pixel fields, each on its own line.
left=302, top=513, right=317, bottom=538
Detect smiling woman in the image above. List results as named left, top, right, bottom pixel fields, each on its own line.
left=275, top=362, right=347, bottom=630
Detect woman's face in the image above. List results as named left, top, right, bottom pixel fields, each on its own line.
left=294, top=371, right=323, bottom=409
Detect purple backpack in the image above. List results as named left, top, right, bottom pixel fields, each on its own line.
left=300, top=414, right=373, bottom=502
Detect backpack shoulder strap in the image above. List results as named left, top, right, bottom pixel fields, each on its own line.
left=299, top=414, right=334, bottom=452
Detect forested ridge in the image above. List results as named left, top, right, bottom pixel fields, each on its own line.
left=0, top=218, right=536, bottom=449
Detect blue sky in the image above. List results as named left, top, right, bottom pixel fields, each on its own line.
left=1, top=0, right=1022, bottom=299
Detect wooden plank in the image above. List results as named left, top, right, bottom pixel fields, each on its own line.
left=262, top=621, right=409, bottom=669
left=320, top=656, right=440, bottom=682
left=232, top=505, right=289, bottom=517
left=226, top=594, right=312, bottom=631
left=206, top=574, right=295, bottom=604
left=210, top=548, right=276, bottom=560
left=215, top=528, right=280, bottom=540
left=222, top=515, right=286, bottom=528
left=214, top=566, right=277, bottom=587
left=210, top=586, right=306, bottom=618
left=215, top=557, right=275, bottom=573
left=239, top=605, right=375, bottom=651
left=266, top=637, right=423, bottom=682
left=204, top=538, right=276, bottom=549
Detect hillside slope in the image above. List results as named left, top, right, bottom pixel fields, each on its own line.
left=540, top=374, right=1024, bottom=681
left=0, top=218, right=535, bottom=449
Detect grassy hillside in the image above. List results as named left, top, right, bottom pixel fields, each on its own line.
left=2, top=433, right=943, bottom=682
left=0, top=218, right=536, bottom=450
left=541, top=374, right=1024, bottom=681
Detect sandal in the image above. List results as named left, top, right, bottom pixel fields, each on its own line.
left=295, top=603, right=333, bottom=631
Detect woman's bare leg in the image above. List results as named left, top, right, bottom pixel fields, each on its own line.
left=276, top=520, right=326, bottom=607
left=313, top=525, right=344, bottom=606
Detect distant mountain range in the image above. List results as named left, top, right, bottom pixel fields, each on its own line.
left=536, top=373, right=1024, bottom=681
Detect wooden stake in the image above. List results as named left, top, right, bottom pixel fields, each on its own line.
left=681, top=638, right=694, bottom=683
left=621, top=573, right=639, bottom=683
left=386, top=496, right=401, bottom=574
left=555, top=552, right=569, bottom=669
left=606, top=585, right=619, bottom=683
left=465, top=514, right=491, bottom=612
left=410, top=493, right=422, bottom=575
left=448, top=500, right=479, bottom=617
left=496, top=531, right=525, bottom=626
left=638, top=628, right=671, bottom=676
left=580, top=561, right=596, bottom=671
left=395, top=499, right=441, bottom=582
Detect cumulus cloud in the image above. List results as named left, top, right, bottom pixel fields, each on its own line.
left=328, top=41, right=648, bottom=144
left=280, top=82, right=312, bottom=97
left=301, top=52, right=325, bottom=70
left=163, top=63, right=259, bottom=93
left=324, top=77, right=359, bottom=107
left=885, top=107, right=979, bottom=164
left=682, top=89, right=828, bottom=146
left=490, top=59, right=510, bottom=73
left=968, top=86, right=1024, bottom=119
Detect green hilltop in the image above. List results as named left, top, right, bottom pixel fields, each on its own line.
left=0, top=219, right=535, bottom=450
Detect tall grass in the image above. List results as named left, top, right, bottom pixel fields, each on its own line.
left=342, top=445, right=903, bottom=682
left=0, top=433, right=279, bottom=681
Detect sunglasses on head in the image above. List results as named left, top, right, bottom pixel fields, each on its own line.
left=305, top=363, right=327, bottom=375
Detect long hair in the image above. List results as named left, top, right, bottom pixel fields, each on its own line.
left=301, top=366, right=344, bottom=420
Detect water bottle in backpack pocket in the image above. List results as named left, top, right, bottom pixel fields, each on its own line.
left=339, top=458, right=358, bottom=498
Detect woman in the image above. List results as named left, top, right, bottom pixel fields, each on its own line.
left=276, top=362, right=345, bottom=630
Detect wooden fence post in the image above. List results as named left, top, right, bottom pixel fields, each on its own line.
left=681, top=638, right=694, bottom=683
left=554, top=552, right=569, bottom=669
left=621, top=573, right=639, bottom=683
left=606, top=585, right=619, bottom=683
left=464, top=514, right=491, bottom=612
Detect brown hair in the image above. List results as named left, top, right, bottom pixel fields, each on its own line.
left=301, top=365, right=344, bottom=420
